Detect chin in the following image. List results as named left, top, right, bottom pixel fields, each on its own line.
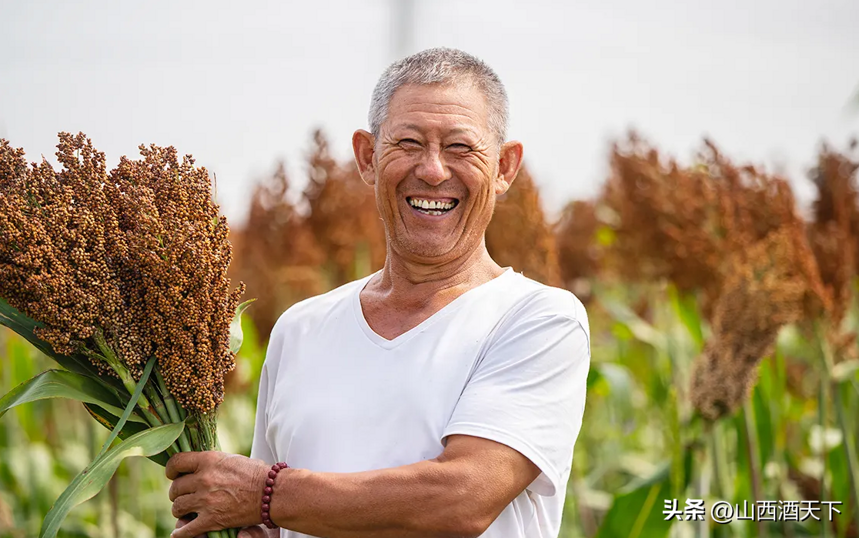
left=397, top=240, right=456, bottom=260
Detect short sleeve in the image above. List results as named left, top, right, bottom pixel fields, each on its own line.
left=442, top=290, right=591, bottom=497
left=249, top=360, right=276, bottom=464
left=250, top=314, right=289, bottom=464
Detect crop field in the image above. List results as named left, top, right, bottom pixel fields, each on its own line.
left=1, top=131, right=857, bottom=537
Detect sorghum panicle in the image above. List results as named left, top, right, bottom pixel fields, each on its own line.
left=0, top=133, right=243, bottom=414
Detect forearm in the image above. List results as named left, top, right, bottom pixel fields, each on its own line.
left=269, top=459, right=489, bottom=538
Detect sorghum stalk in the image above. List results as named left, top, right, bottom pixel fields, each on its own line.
left=815, top=322, right=859, bottom=526
left=833, top=384, right=859, bottom=527
left=707, top=422, right=728, bottom=501
left=83, top=337, right=161, bottom=427
left=197, top=412, right=219, bottom=451
left=92, top=332, right=186, bottom=452
left=818, top=377, right=829, bottom=538
left=155, top=369, right=192, bottom=452
left=742, top=401, right=767, bottom=538
left=187, top=420, right=202, bottom=449
left=157, top=369, right=187, bottom=420
left=144, top=383, right=172, bottom=425
left=145, top=384, right=185, bottom=454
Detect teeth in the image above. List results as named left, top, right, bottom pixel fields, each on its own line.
left=409, top=198, right=457, bottom=212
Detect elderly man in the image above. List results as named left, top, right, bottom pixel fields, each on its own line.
left=166, top=47, right=590, bottom=538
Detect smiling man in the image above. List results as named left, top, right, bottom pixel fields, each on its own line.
left=166, top=47, right=591, bottom=538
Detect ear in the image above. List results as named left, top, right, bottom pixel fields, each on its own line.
left=352, top=129, right=377, bottom=186
left=494, top=140, right=524, bottom=195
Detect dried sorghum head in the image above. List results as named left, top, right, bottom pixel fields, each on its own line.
left=0, top=133, right=243, bottom=414
left=689, top=228, right=820, bottom=420
left=806, top=143, right=859, bottom=326
left=486, top=166, right=562, bottom=286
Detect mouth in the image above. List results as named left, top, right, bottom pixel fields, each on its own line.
left=406, top=196, right=460, bottom=216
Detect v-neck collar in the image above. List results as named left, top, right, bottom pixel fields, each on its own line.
left=352, top=268, right=515, bottom=350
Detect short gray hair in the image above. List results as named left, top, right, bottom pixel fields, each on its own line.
left=368, top=47, right=509, bottom=145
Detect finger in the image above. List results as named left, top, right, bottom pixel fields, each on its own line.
left=174, top=518, right=208, bottom=538
left=166, top=452, right=202, bottom=480
left=169, top=474, right=202, bottom=502
left=170, top=515, right=211, bottom=538
left=238, top=526, right=269, bottom=538
left=171, top=493, right=203, bottom=519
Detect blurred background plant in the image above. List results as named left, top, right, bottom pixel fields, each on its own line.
left=2, top=130, right=858, bottom=538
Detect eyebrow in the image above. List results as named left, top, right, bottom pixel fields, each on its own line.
left=395, top=125, right=478, bottom=137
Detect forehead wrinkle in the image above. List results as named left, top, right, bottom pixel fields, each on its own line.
left=393, top=101, right=485, bottom=119
left=386, top=112, right=486, bottom=136
left=390, top=122, right=482, bottom=138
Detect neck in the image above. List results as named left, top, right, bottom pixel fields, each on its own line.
left=370, top=239, right=505, bottom=304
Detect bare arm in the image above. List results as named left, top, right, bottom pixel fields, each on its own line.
left=168, top=434, right=540, bottom=538
left=268, top=434, right=540, bottom=538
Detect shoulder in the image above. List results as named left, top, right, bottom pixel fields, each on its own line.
left=503, top=271, right=588, bottom=326
left=483, top=271, right=591, bottom=352
left=268, top=275, right=370, bottom=343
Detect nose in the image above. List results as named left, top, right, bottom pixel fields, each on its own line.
left=413, top=146, right=451, bottom=186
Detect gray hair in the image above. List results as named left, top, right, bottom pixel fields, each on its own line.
left=368, top=47, right=509, bottom=145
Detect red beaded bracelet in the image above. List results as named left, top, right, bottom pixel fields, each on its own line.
left=261, top=462, right=289, bottom=529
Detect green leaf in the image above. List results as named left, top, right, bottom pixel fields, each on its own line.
left=586, top=364, right=603, bottom=390
left=0, top=369, right=145, bottom=424
left=40, top=421, right=185, bottom=538
left=752, top=370, right=775, bottom=468
left=595, top=445, right=694, bottom=538
left=83, top=403, right=169, bottom=466
left=0, top=297, right=40, bottom=332
left=229, top=298, right=256, bottom=355
left=95, top=355, right=156, bottom=459
left=600, top=297, right=667, bottom=352
left=668, top=287, right=704, bottom=350
left=0, top=300, right=60, bottom=360
left=0, top=298, right=125, bottom=393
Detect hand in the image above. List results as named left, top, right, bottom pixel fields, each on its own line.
left=237, top=525, right=270, bottom=538
left=173, top=516, right=207, bottom=538
left=166, top=451, right=270, bottom=538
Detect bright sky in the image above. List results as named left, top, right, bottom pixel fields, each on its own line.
left=2, top=0, right=857, bottom=225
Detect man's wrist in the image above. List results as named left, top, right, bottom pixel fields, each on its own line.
left=260, top=462, right=289, bottom=528
left=268, top=467, right=303, bottom=529
left=249, top=462, right=272, bottom=526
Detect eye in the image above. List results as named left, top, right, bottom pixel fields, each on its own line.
left=447, top=143, right=473, bottom=152
left=398, top=138, right=422, bottom=149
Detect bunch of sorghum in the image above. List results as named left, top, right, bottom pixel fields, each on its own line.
left=303, top=130, right=386, bottom=286
left=1, top=131, right=244, bottom=448
left=597, top=133, right=831, bottom=421
left=230, top=161, right=325, bottom=340
left=554, top=200, right=600, bottom=296
left=599, top=134, right=724, bottom=296
left=689, top=227, right=820, bottom=420
left=486, top=166, right=562, bottom=286
left=806, top=141, right=859, bottom=327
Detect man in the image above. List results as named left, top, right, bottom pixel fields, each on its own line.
left=167, top=47, right=590, bottom=538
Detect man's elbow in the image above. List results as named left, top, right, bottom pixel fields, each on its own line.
left=449, top=515, right=494, bottom=538
left=429, top=485, right=501, bottom=538
left=421, top=451, right=530, bottom=538
left=431, top=515, right=492, bottom=538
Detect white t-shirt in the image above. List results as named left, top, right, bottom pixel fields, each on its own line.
left=250, top=267, right=591, bottom=538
